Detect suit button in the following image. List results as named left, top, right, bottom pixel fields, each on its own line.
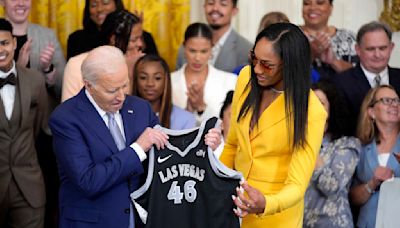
left=124, top=208, right=130, bottom=214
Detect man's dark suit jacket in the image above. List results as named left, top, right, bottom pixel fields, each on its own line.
left=49, top=89, right=158, bottom=228
left=0, top=66, right=48, bottom=209
left=333, top=64, right=400, bottom=135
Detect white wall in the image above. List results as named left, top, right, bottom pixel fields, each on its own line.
left=191, top=0, right=400, bottom=67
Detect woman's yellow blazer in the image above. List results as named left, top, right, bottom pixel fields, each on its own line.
left=220, top=66, right=327, bottom=228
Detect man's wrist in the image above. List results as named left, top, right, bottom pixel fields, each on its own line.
left=130, top=143, right=147, bottom=162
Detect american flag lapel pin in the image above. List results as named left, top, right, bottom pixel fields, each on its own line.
left=128, top=109, right=134, bottom=114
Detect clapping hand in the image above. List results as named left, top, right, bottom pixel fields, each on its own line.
left=232, top=181, right=266, bottom=217
left=307, top=32, right=331, bottom=59
left=16, top=38, right=32, bottom=67
left=40, top=43, right=55, bottom=72
left=186, top=81, right=205, bottom=112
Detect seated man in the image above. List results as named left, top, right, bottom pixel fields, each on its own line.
left=333, top=21, right=400, bottom=135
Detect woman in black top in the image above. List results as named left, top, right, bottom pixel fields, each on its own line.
left=67, top=0, right=158, bottom=59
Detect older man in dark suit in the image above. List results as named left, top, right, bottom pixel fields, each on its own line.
left=333, top=21, right=400, bottom=135
left=49, top=45, right=170, bottom=228
left=0, top=18, right=48, bottom=228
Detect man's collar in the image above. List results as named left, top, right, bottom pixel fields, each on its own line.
left=0, top=61, right=17, bottom=79
left=360, top=64, right=388, bottom=77
left=215, top=26, right=233, bottom=47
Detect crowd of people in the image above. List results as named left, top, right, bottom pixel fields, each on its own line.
left=1, top=0, right=400, bottom=228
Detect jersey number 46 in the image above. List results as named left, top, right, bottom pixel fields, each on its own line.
left=167, top=180, right=197, bottom=204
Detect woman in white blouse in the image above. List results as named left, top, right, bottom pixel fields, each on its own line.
left=171, top=23, right=237, bottom=125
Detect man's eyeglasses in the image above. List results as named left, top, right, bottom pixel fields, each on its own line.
left=249, top=50, right=279, bottom=72
left=370, top=97, right=400, bottom=107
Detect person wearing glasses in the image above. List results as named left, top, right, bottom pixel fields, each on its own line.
left=221, top=23, right=327, bottom=228
left=350, top=85, right=400, bottom=228
left=171, top=22, right=237, bottom=126
left=333, top=21, right=400, bottom=136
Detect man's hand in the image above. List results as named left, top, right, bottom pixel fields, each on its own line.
left=40, top=43, right=55, bottom=72
left=135, top=127, right=169, bottom=151
left=16, top=38, right=32, bottom=67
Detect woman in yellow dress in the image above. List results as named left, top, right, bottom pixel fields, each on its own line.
left=220, top=23, right=327, bottom=228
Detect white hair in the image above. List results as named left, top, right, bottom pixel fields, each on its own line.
left=81, top=45, right=127, bottom=85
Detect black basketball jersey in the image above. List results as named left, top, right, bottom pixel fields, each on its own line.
left=131, top=117, right=243, bottom=228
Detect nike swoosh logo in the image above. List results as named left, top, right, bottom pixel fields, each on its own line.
left=157, top=154, right=172, bottom=164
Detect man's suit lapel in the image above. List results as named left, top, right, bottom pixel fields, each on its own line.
left=215, top=31, right=237, bottom=69
left=353, top=65, right=371, bottom=93
left=17, top=66, right=31, bottom=129
left=76, top=89, right=119, bottom=153
left=388, top=67, right=400, bottom=90
left=120, top=99, right=136, bottom=147
left=0, top=96, right=10, bottom=134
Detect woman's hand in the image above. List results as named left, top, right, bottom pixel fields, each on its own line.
left=187, top=81, right=206, bottom=112
left=232, top=181, right=266, bottom=217
left=125, top=47, right=145, bottom=82
left=204, top=128, right=222, bottom=151
left=308, top=32, right=331, bottom=59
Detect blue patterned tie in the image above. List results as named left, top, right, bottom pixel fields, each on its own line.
left=107, top=112, right=125, bottom=151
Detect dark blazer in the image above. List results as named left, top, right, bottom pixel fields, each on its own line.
left=175, top=29, right=252, bottom=72
left=49, top=89, right=158, bottom=228
left=333, top=64, right=400, bottom=135
left=0, top=65, right=48, bottom=208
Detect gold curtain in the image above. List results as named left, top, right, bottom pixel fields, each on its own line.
left=381, top=0, right=400, bottom=31
left=0, top=0, right=190, bottom=69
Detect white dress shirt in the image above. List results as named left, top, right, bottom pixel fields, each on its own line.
left=0, top=62, right=17, bottom=120
left=85, top=89, right=147, bottom=161
left=361, top=64, right=389, bottom=87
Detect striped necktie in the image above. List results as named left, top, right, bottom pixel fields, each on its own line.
left=374, top=74, right=381, bottom=87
